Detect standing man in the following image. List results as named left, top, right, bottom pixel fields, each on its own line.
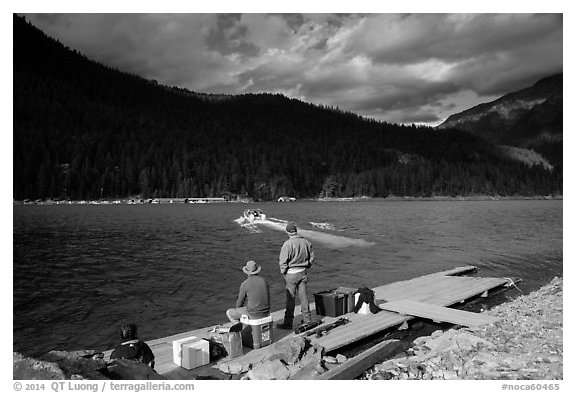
left=277, top=222, right=314, bottom=329
left=226, top=260, right=270, bottom=323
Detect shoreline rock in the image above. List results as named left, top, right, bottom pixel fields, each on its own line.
left=362, top=277, right=563, bottom=380
left=13, top=350, right=163, bottom=380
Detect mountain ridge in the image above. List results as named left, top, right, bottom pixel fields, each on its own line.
left=438, top=74, right=562, bottom=166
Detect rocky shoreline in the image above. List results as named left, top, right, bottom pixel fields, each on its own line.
left=362, top=277, right=563, bottom=380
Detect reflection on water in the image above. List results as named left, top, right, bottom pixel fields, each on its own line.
left=13, top=200, right=562, bottom=356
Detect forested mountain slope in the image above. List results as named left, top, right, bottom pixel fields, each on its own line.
left=13, top=15, right=562, bottom=200
left=438, top=74, right=562, bottom=167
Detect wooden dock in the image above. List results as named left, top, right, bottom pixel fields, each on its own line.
left=104, top=265, right=517, bottom=379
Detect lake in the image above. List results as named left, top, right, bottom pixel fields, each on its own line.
left=13, top=199, right=562, bottom=357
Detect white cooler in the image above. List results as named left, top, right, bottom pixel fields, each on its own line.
left=172, top=336, right=209, bottom=369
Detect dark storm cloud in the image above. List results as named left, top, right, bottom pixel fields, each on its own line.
left=205, top=14, right=260, bottom=58
left=22, top=13, right=563, bottom=125
left=274, top=13, right=306, bottom=32
left=348, top=14, right=561, bottom=64
left=338, top=14, right=562, bottom=100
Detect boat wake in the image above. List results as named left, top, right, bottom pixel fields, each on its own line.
left=243, top=224, right=263, bottom=234
left=234, top=217, right=263, bottom=233
left=309, top=222, right=341, bottom=231
left=298, top=228, right=375, bottom=249
left=236, top=216, right=374, bottom=249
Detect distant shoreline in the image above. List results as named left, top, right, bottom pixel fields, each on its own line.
left=312, top=195, right=563, bottom=202
left=13, top=194, right=562, bottom=205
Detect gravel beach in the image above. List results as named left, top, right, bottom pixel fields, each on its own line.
left=363, top=277, right=563, bottom=380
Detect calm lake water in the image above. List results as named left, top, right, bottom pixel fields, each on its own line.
left=13, top=199, right=562, bottom=357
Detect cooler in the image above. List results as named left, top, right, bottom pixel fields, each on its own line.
left=172, top=336, right=210, bottom=369
left=314, top=289, right=345, bottom=317
left=335, top=287, right=357, bottom=313
left=181, top=339, right=210, bottom=369
left=240, top=315, right=273, bottom=349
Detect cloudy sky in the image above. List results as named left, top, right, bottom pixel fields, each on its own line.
left=22, top=12, right=563, bottom=126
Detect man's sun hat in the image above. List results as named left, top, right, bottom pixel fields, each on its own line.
left=242, top=260, right=262, bottom=275
left=286, top=222, right=297, bottom=234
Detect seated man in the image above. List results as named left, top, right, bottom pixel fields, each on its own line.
left=226, top=260, right=270, bottom=322
left=110, top=323, right=155, bottom=369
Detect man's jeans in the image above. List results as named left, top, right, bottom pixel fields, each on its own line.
left=283, top=270, right=311, bottom=325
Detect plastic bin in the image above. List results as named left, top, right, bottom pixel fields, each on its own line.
left=241, top=315, right=273, bottom=349
left=335, top=287, right=358, bottom=313
left=314, top=289, right=345, bottom=317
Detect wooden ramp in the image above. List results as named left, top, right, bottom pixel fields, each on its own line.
left=103, top=265, right=514, bottom=378
left=379, top=299, right=500, bottom=327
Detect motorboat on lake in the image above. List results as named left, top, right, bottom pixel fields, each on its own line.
left=242, top=209, right=266, bottom=223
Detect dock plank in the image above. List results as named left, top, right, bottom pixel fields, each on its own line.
left=379, top=299, right=500, bottom=327
left=314, top=339, right=406, bottom=380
